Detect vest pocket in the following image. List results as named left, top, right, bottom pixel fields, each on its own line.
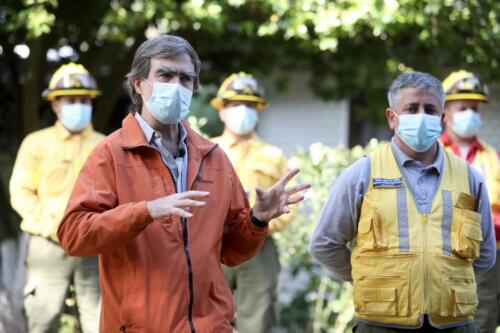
left=354, top=274, right=409, bottom=317
left=451, top=208, right=482, bottom=260
left=440, top=276, right=477, bottom=317
left=357, top=208, right=387, bottom=251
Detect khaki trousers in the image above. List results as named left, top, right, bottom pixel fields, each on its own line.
left=223, top=237, right=280, bottom=333
left=24, top=236, right=100, bottom=333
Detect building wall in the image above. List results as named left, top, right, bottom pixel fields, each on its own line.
left=478, top=86, right=500, bottom=150
left=256, top=73, right=350, bottom=156
left=255, top=76, right=500, bottom=154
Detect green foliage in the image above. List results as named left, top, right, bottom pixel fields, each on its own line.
left=4, top=0, right=500, bottom=125
left=189, top=84, right=224, bottom=138
left=275, top=139, right=382, bottom=332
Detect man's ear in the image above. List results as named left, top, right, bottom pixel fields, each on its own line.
left=441, top=111, right=446, bottom=127
left=132, top=78, right=142, bottom=95
left=386, top=108, right=397, bottom=131
left=51, top=99, right=61, bottom=113
left=218, top=108, right=226, bottom=122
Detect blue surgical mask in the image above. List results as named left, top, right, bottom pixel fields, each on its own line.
left=59, top=103, right=92, bottom=133
left=145, top=81, right=192, bottom=124
left=393, top=111, right=442, bottom=152
left=224, top=105, right=258, bottom=135
left=451, top=109, right=481, bottom=138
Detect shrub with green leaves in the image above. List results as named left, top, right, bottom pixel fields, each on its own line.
left=275, top=139, right=382, bottom=333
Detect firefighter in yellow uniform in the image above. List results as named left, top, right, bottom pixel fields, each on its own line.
left=310, top=71, right=495, bottom=332
left=9, top=63, right=104, bottom=333
left=211, top=73, right=292, bottom=333
left=440, top=70, right=500, bottom=333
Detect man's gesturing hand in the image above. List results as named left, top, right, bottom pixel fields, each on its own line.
left=147, top=191, right=210, bottom=219
left=252, top=168, right=310, bottom=223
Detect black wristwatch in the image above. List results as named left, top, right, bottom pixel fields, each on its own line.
left=250, top=213, right=268, bottom=228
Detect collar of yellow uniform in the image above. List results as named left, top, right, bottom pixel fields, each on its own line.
left=55, top=121, right=94, bottom=140
left=221, top=130, right=262, bottom=148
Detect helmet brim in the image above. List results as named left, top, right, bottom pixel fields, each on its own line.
left=43, top=89, right=101, bottom=101
left=210, top=95, right=267, bottom=111
left=445, top=93, right=488, bottom=103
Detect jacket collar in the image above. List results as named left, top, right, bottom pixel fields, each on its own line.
left=440, top=131, right=485, bottom=151
left=121, top=113, right=215, bottom=153
left=218, top=130, right=262, bottom=149
left=121, top=113, right=218, bottom=188
left=55, top=121, right=95, bottom=140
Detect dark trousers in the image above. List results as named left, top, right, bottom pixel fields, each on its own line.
left=353, top=317, right=478, bottom=333
left=475, top=249, right=500, bottom=333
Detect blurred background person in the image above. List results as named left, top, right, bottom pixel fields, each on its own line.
left=211, top=72, right=294, bottom=333
left=9, top=62, right=104, bottom=333
left=440, top=70, right=500, bottom=333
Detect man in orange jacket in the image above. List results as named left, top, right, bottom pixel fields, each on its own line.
left=440, top=70, right=500, bottom=333
left=57, top=35, right=309, bottom=333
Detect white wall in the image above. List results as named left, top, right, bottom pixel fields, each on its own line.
left=256, top=72, right=349, bottom=156
left=478, top=85, right=500, bottom=150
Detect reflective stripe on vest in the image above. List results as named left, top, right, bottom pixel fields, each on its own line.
left=351, top=143, right=482, bottom=328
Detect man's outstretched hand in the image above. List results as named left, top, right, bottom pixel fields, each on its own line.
left=252, top=168, right=310, bottom=223
left=147, top=191, right=210, bottom=219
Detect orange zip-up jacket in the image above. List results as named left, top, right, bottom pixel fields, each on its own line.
left=57, top=113, right=268, bottom=333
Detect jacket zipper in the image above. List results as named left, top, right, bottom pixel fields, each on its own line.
left=182, top=144, right=218, bottom=333
left=125, top=143, right=218, bottom=332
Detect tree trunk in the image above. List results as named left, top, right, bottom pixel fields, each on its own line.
left=92, top=35, right=146, bottom=132
left=20, top=39, right=46, bottom=135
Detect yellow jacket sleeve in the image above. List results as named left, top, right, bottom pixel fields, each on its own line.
left=9, top=134, right=46, bottom=236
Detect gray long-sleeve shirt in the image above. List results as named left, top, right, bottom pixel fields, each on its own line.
left=309, top=139, right=496, bottom=282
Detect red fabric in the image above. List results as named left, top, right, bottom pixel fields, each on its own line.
left=440, top=131, right=485, bottom=164
left=494, top=214, right=500, bottom=240
left=58, top=114, right=268, bottom=333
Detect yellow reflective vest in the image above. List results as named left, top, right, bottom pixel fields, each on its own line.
left=9, top=122, right=104, bottom=242
left=212, top=132, right=292, bottom=233
left=352, top=143, right=481, bottom=328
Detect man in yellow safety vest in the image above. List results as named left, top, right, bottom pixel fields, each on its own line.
left=310, top=71, right=495, bottom=332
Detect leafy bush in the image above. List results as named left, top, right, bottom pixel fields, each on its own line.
left=275, top=139, right=382, bottom=333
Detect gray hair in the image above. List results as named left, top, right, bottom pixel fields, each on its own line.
left=126, top=35, right=201, bottom=113
left=387, top=71, right=445, bottom=111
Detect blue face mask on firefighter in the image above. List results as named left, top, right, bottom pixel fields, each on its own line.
left=60, top=103, right=92, bottom=133
left=224, top=105, right=258, bottom=135
left=451, top=109, right=481, bottom=139
left=144, top=81, right=192, bottom=124
left=392, top=110, right=442, bottom=152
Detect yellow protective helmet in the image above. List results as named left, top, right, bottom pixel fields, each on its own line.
left=442, top=70, right=488, bottom=103
left=211, top=72, right=267, bottom=111
left=42, top=62, right=100, bottom=101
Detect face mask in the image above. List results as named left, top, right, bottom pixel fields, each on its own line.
left=393, top=111, right=442, bottom=152
left=59, top=103, right=92, bottom=132
left=451, top=109, right=481, bottom=138
left=224, top=105, right=258, bottom=135
left=144, top=81, right=192, bottom=124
